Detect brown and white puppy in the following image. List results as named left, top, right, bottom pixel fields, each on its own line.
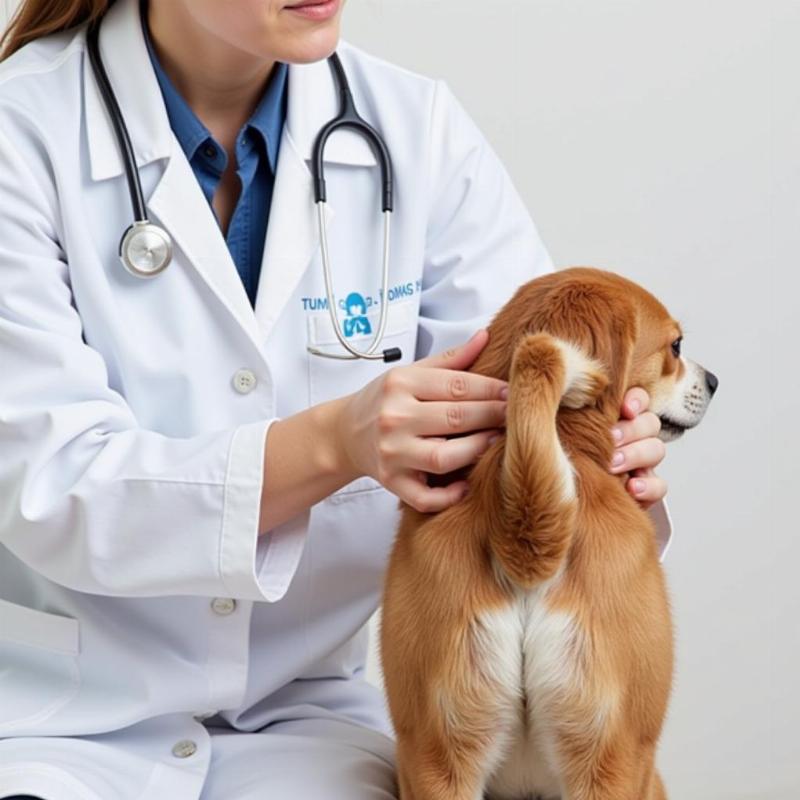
left=380, top=267, right=717, bottom=800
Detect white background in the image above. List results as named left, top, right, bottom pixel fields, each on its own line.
left=342, top=2, right=797, bottom=798
left=2, top=1, right=796, bottom=797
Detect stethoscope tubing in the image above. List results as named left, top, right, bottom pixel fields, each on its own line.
left=311, top=54, right=393, bottom=212
left=86, top=16, right=148, bottom=224
left=309, top=53, right=399, bottom=363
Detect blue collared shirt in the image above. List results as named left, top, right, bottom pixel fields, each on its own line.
left=140, top=0, right=288, bottom=308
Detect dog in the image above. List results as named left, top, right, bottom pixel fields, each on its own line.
left=380, top=267, right=717, bottom=800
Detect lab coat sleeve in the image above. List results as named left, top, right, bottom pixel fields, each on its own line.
left=0, top=126, right=288, bottom=601
left=417, top=79, right=673, bottom=561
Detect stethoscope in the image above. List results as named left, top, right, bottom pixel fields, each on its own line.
left=86, top=14, right=400, bottom=363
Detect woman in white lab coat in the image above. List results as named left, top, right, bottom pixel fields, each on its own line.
left=0, top=1, right=671, bottom=798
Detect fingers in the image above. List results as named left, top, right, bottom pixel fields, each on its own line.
left=392, top=472, right=470, bottom=514
left=609, top=434, right=666, bottom=474
left=610, top=411, right=661, bottom=448
left=408, top=399, right=507, bottom=437
left=611, top=388, right=665, bottom=475
left=401, top=429, right=501, bottom=475
left=625, top=467, right=668, bottom=509
left=415, top=329, right=489, bottom=371
left=620, top=386, right=650, bottom=420
left=405, top=366, right=508, bottom=402
left=380, top=429, right=501, bottom=513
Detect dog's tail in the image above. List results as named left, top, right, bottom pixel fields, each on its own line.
left=490, top=333, right=607, bottom=588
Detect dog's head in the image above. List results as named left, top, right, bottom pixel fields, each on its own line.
left=477, top=267, right=717, bottom=441
left=622, top=275, right=718, bottom=442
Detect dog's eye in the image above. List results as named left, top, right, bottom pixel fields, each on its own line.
left=671, top=337, right=682, bottom=357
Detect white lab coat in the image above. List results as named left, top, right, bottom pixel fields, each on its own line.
left=0, top=0, right=672, bottom=797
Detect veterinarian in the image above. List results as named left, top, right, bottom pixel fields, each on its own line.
left=0, top=0, right=673, bottom=798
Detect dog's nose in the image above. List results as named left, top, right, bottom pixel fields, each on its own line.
left=705, top=370, right=719, bottom=396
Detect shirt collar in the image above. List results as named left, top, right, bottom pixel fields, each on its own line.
left=139, top=0, right=287, bottom=172
left=243, top=62, right=288, bottom=173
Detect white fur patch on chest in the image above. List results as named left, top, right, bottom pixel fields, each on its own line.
left=473, top=568, right=581, bottom=800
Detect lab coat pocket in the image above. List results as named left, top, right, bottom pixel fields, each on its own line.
left=0, top=598, right=80, bottom=731
left=306, top=299, right=418, bottom=408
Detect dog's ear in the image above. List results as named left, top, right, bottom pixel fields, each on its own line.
left=546, top=281, right=639, bottom=417
left=474, top=271, right=639, bottom=417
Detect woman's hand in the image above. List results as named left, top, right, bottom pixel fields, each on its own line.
left=334, top=329, right=506, bottom=513
left=608, top=388, right=668, bottom=510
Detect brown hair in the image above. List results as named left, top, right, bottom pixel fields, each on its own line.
left=0, top=0, right=115, bottom=61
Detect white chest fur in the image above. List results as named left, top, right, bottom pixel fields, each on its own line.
left=472, top=569, right=580, bottom=800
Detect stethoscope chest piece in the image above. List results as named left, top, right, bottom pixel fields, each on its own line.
left=119, top=221, right=173, bottom=278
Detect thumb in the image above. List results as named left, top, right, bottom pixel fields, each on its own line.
left=416, top=328, right=489, bottom=370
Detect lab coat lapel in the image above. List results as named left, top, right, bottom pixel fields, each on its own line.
left=83, top=0, right=264, bottom=350
left=146, top=142, right=264, bottom=348
left=252, top=125, right=333, bottom=342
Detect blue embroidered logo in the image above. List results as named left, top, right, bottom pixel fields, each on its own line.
left=343, top=292, right=372, bottom=337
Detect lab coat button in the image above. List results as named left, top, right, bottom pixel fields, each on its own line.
left=210, top=597, right=237, bottom=616
left=171, top=739, right=197, bottom=758
left=232, top=368, right=257, bottom=394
